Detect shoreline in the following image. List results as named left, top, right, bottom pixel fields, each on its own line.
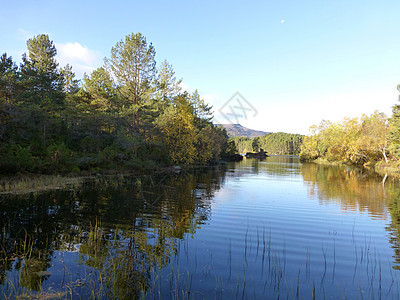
left=0, top=163, right=227, bottom=196
left=303, top=157, right=400, bottom=180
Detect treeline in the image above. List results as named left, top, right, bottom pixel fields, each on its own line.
left=228, top=132, right=304, bottom=155
left=300, top=111, right=389, bottom=165
left=0, top=33, right=229, bottom=174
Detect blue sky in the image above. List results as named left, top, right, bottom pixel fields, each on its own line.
left=2, top=0, right=400, bottom=134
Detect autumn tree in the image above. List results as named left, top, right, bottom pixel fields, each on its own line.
left=358, top=112, right=389, bottom=163
left=300, top=113, right=389, bottom=164
left=156, top=94, right=197, bottom=165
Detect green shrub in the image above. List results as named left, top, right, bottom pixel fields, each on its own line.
left=0, top=144, right=37, bottom=173
left=71, top=165, right=80, bottom=173
left=136, top=142, right=169, bottom=164
left=96, top=143, right=127, bottom=167
left=80, top=136, right=100, bottom=153
left=46, top=142, right=73, bottom=172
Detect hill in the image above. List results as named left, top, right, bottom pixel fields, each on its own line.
left=217, top=124, right=269, bottom=138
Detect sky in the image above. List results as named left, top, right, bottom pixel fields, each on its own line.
left=1, top=0, right=400, bottom=134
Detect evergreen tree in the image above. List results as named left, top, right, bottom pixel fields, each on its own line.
left=18, top=34, right=65, bottom=145
left=388, top=85, right=400, bottom=159
left=156, top=60, right=182, bottom=105
left=60, top=64, right=79, bottom=94
left=19, top=34, right=64, bottom=108
left=0, top=53, right=18, bottom=103
left=82, top=66, right=118, bottom=113
left=106, top=32, right=156, bottom=132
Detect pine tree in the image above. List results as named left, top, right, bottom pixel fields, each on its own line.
left=106, top=33, right=156, bottom=133
left=19, top=34, right=64, bottom=108
left=0, top=53, right=18, bottom=103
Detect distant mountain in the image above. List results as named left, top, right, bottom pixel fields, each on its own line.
left=216, top=124, right=269, bottom=139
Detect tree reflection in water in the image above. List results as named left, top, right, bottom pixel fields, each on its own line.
left=0, top=167, right=226, bottom=298
left=300, top=162, right=400, bottom=271
left=4, top=160, right=400, bottom=298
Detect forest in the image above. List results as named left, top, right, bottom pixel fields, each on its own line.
left=3, top=33, right=400, bottom=176
left=0, top=33, right=229, bottom=175
left=299, top=108, right=400, bottom=168
left=228, top=132, right=304, bottom=155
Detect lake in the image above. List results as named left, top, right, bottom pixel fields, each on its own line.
left=1, top=156, right=400, bottom=299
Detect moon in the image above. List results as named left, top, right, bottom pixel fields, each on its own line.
left=281, top=19, right=285, bottom=24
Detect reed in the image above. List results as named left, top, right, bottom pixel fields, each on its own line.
left=1, top=224, right=400, bottom=299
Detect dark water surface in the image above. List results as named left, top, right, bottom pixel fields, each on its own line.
left=2, top=156, right=400, bottom=299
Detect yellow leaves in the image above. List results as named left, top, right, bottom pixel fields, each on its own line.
left=301, top=112, right=388, bottom=164
left=157, top=105, right=197, bottom=165
left=300, top=135, right=319, bottom=160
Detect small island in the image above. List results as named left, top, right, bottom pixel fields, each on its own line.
left=245, top=148, right=268, bottom=159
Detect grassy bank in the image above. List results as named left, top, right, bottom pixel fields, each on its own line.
left=375, top=161, right=400, bottom=179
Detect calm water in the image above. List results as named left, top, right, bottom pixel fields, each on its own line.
left=2, top=156, right=400, bottom=299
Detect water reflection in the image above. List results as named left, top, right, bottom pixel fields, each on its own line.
left=385, top=185, right=400, bottom=270
left=300, top=163, right=390, bottom=218
left=227, top=155, right=300, bottom=178
left=300, top=161, right=400, bottom=273
left=0, top=167, right=226, bottom=298
left=3, top=158, right=400, bottom=298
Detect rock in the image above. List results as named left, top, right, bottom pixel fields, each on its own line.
left=245, top=149, right=268, bottom=159
left=226, top=154, right=244, bottom=161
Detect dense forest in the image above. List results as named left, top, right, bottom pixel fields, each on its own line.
left=228, top=132, right=304, bottom=155
left=0, top=33, right=230, bottom=175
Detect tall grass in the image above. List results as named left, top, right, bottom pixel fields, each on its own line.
left=0, top=175, right=84, bottom=195
left=1, top=224, right=400, bottom=299
left=0, top=173, right=134, bottom=195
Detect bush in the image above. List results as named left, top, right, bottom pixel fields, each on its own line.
left=80, top=136, right=100, bottom=153
left=46, top=142, right=73, bottom=172
left=0, top=144, right=37, bottom=173
left=0, top=160, right=18, bottom=174
left=136, top=142, right=169, bottom=164
left=96, top=143, right=127, bottom=167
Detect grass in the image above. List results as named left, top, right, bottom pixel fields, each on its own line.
left=0, top=175, right=85, bottom=195
left=0, top=173, right=136, bottom=195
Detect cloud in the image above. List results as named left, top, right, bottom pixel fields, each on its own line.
left=16, top=28, right=34, bottom=41
left=56, top=42, right=103, bottom=79
left=179, top=82, right=194, bottom=93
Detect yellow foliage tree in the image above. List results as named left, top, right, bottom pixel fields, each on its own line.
left=156, top=96, right=197, bottom=165
left=300, top=112, right=388, bottom=164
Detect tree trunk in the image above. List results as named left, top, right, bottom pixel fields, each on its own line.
left=382, top=148, right=388, bottom=163
left=382, top=173, right=388, bottom=186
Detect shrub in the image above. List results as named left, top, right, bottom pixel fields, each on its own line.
left=46, top=142, right=73, bottom=172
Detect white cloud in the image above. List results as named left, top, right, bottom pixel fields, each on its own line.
left=56, top=42, right=103, bottom=79
left=180, top=82, right=195, bottom=93
left=16, top=28, right=34, bottom=41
